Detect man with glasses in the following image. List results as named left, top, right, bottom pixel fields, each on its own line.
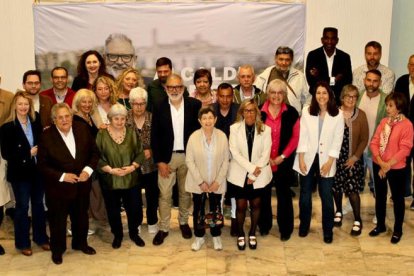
left=151, top=74, right=201, bottom=246
left=306, top=27, right=352, bottom=105
left=255, top=47, right=311, bottom=114
left=22, top=70, right=53, bottom=128
left=104, top=33, right=137, bottom=78
left=41, top=67, right=76, bottom=107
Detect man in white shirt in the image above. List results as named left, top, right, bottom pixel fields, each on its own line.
left=353, top=41, right=395, bottom=95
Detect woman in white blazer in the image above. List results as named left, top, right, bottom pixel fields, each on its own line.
left=227, top=99, right=272, bottom=250
left=185, top=107, right=229, bottom=251
left=293, top=81, right=344, bottom=244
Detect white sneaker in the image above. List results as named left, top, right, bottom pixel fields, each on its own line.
left=342, top=200, right=352, bottom=215
left=148, top=224, right=159, bottom=234
left=212, top=236, right=223, bottom=251
left=87, top=229, right=95, bottom=236
left=191, top=237, right=205, bottom=251
left=372, top=215, right=377, bottom=224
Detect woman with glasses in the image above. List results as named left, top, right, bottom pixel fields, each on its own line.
left=93, top=75, right=118, bottom=128
left=293, top=81, right=344, bottom=244
left=116, top=68, right=145, bottom=110
left=72, top=50, right=112, bottom=92
left=332, top=85, right=368, bottom=236
left=227, top=99, right=272, bottom=250
left=126, top=87, right=159, bottom=234
left=190, top=69, right=216, bottom=107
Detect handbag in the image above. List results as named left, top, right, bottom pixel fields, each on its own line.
left=196, top=193, right=224, bottom=230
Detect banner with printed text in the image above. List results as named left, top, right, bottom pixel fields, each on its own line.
left=33, top=2, right=305, bottom=89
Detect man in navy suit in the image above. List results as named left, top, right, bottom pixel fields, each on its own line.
left=305, top=27, right=352, bottom=105
left=151, top=74, right=201, bottom=245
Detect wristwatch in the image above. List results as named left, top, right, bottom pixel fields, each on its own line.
left=280, top=154, right=286, bottom=160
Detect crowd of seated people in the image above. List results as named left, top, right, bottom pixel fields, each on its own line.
left=1, top=27, right=414, bottom=265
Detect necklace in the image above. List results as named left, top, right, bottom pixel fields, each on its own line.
left=108, top=126, right=126, bottom=144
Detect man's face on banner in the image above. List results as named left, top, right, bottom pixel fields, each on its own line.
left=105, top=38, right=137, bottom=78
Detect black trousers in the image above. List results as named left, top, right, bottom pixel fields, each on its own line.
left=259, top=171, right=294, bottom=236
left=192, top=193, right=222, bottom=237
left=373, top=163, right=405, bottom=234
left=101, top=185, right=142, bottom=239
left=138, top=171, right=159, bottom=226
left=46, top=194, right=90, bottom=255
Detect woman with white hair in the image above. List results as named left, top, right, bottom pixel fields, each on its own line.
left=126, top=87, right=159, bottom=234
left=96, top=103, right=145, bottom=249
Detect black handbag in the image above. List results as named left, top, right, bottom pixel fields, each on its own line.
left=196, top=193, right=224, bottom=230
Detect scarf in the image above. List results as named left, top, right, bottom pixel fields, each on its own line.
left=379, top=114, right=404, bottom=156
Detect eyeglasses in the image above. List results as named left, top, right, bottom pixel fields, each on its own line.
left=25, top=81, right=40, bottom=86
left=106, top=54, right=134, bottom=63
left=131, top=102, right=146, bottom=107
left=276, top=47, right=293, bottom=56
left=344, top=95, right=358, bottom=100
left=243, top=109, right=256, bottom=114
left=167, top=85, right=184, bottom=91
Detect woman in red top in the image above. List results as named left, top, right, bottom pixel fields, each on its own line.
left=259, top=79, right=299, bottom=241
left=369, top=92, right=413, bottom=244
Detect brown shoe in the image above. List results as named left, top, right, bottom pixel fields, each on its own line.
left=153, top=231, right=169, bottom=246
left=40, top=243, right=51, bottom=251
left=21, top=248, right=33, bottom=256
left=179, top=224, right=192, bottom=239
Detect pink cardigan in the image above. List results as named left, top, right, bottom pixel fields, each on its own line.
left=370, top=117, right=413, bottom=169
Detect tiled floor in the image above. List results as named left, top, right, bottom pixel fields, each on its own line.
left=1, top=187, right=414, bottom=275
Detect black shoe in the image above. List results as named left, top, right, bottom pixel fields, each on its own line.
left=73, top=245, right=96, bottom=255
left=237, top=236, right=246, bottom=251
left=390, top=233, right=402, bottom=244
left=0, top=244, right=5, bottom=255
left=369, top=227, right=386, bottom=237
left=132, top=235, right=145, bottom=247
left=260, top=229, right=269, bottom=236
left=298, top=229, right=308, bottom=237
left=323, top=236, right=333, bottom=244
left=248, top=236, right=257, bottom=250
left=52, top=253, right=62, bottom=265
left=179, top=224, right=192, bottom=239
left=112, top=237, right=122, bottom=249
left=153, top=231, right=169, bottom=246
left=280, top=234, right=291, bottom=241
left=5, top=208, right=15, bottom=221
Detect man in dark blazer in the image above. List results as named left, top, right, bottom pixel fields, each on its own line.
left=305, top=27, right=352, bottom=105
left=37, top=103, right=99, bottom=265
left=151, top=73, right=201, bottom=245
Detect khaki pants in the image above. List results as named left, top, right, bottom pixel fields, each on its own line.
left=158, top=153, right=191, bottom=231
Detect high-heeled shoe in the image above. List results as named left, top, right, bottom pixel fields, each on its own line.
left=248, top=236, right=257, bottom=250
left=237, top=236, right=246, bottom=251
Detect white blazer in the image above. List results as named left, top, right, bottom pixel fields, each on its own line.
left=185, top=128, right=229, bottom=194
left=227, top=121, right=272, bottom=189
left=293, top=106, right=344, bottom=177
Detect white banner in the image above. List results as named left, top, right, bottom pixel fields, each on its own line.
left=33, top=2, right=305, bottom=89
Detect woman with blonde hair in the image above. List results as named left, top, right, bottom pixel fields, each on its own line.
left=1, top=91, right=49, bottom=256
left=227, top=99, right=272, bottom=250
left=93, top=75, right=118, bottom=127
left=116, top=68, right=145, bottom=110
left=72, top=89, right=99, bottom=136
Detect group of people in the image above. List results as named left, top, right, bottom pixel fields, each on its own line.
left=0, top=26, right=414, bottom=266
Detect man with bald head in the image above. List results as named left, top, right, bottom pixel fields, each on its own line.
left=151, top=74, right=201, bottom=245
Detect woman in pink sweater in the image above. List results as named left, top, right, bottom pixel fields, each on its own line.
left=369, top=92, right=413, bottom=244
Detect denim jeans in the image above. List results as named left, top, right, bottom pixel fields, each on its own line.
left=363, top=152, right=375, bottom=193
left=299, top=156, right=334, bottom=237
left=11, top=176, right=48, bottom=249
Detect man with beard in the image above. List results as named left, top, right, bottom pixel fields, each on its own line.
left=22, top=70, right=53, bottom=129
left=147, top=57, right=188, bottom=111
left=104, top=33, right=137, bottom=79
left=306, top=27, right=352, bottom=105
left=151, top=74, right=201, bottom=246
left=353, top=41, right=395, bottom=95
left=357, top=69, right=387, bottom=208
left=255, top=47, right=311, bottom=114
left=41, top=67, right=76, bottom=107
